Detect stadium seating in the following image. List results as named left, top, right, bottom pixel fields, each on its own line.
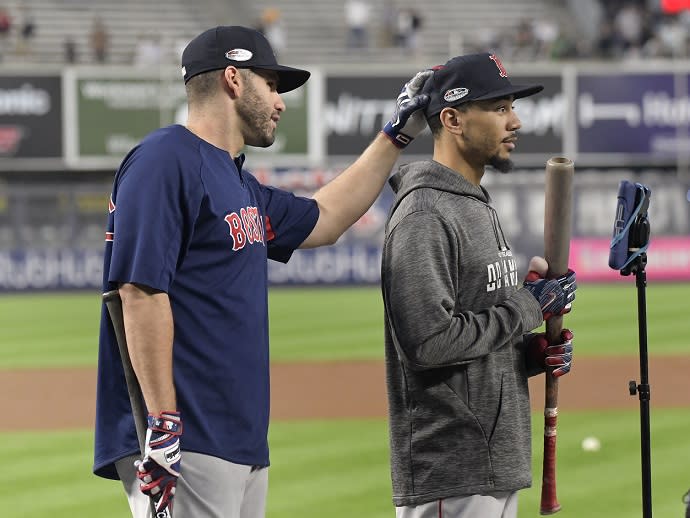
left=0, top=0, right=568, bottom=66
left=248, top=0, right=567, bottom=64
left=0, top=0, right=217, bottom=65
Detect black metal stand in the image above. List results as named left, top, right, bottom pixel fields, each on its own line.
left=624, top=253, right=652, bottom=518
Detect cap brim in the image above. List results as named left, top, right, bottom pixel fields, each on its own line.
left=424, top=82, right=544, bottom=118
left=251, top=64, right=310, bottom=93
left=472, top=83, right=544, bottom=101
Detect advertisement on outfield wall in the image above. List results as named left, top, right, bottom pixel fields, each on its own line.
left=570, top=236, right=690, bottom=282
left=74, top=75, right=308, bottom=165
left=325, top=74, right=433, bottom=156
left=0, top=75, right=62, bottom=158
left=0, top=249, right=103, bottom=290
left=266, top=167, right=690, bottom=284
left=4, top=65, right=690, bottom=168
left=0, top=168, right=688, bottom=290
left=324, top=73, right=564, bottom=161
left=76, top=77, right=186, bottom=159
left=576, top=73, right=683, bottom=157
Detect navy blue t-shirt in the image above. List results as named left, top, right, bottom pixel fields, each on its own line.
left=94, top=125, right=319, bottom=479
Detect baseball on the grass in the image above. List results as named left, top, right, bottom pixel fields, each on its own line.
left=527, top=256, right=549, bottom=276
left=581, top=436, right=601, bottom=452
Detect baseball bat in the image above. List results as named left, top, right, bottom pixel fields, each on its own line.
left=539, top=157, right=574, bottom=515
left=103, top=290, right=172, bottom=518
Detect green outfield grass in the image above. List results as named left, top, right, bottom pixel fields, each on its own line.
left=1, top=409, right=689, bottom=517
left=1, top=285, right=688, bottom=516
left=0, top=283, right=688, bottom=369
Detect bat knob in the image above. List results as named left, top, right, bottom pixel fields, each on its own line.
left=540, top=504, right=562, bottom=515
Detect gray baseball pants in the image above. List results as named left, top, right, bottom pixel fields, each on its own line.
left=395, top=491, right=518, bottom=518
left=116, top=452, right=268, bottom=518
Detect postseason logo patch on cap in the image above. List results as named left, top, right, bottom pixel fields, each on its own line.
left=443, top=87, right=469, bottom=103
left=225, top=48, right=253, bottom=61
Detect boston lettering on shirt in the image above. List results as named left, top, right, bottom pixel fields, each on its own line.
left=225, top=206, right=265, bottom=250
left=93, top=125, right=319, bottom=480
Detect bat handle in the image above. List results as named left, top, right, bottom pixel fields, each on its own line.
left=540, top=377, right=561, bottom=515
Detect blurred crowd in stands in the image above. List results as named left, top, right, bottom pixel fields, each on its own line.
left=592, top=0, right=690, bottom=59
left=0, top=3, right=34, bottom=61
left=339, top=0, right=423, bottom=51
left=478, top=0, right=690, bottom=61
left=334, top=0, right=690, bottom=62
left=1, top=0, right=690, bottom=65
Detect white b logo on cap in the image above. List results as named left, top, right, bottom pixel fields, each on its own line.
left=444, top=88, right=469, bottom=102
left=225, top=49, right=253, bottom=61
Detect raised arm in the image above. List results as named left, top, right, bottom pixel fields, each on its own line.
left=300, top=69, right=431, bottom=248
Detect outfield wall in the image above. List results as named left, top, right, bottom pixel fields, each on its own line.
left=0, top=169, right=687, bottom=291
left=4, top=61, right=690, bottom=170
left=2, top=62, right=690, bottom=290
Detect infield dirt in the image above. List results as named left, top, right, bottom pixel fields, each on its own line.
left=1, top=356, right=688, bottom=431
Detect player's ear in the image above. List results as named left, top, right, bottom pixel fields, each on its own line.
left=440, top=107, right=463, bottom=135
left=222, top=66, right=242, bottom=99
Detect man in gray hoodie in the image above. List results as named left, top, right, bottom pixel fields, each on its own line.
left=381, top=53, right=577, bottom=518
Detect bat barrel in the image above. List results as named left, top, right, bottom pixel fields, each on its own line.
left=544, top=157, right=574, bottom=278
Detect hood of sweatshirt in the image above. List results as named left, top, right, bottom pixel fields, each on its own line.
left=388, top=160, right=489, bottom=213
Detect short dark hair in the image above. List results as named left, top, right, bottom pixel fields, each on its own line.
left=185, top=69, right=224, bottom=104
left=427, top=103, right=470, bottom=137
left=185, top=68, right=257, bottom=105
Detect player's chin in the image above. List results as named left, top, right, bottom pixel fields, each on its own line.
left=246, top=132, right=276, bottom=148
left=489, top=154, right=514, bottom=174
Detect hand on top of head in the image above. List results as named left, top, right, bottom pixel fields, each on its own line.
left=382, top=69, right=433, bottom=149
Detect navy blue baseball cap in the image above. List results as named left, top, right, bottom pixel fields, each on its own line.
left=423, top=52, right=543, bottom=118
left=181, top=26, right=310, bottom=93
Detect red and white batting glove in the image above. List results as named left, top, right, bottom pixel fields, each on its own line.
left=523, top=269, right=577, bottom=321
left=135, top=411, right=182, bottom=515
left=529, top=329, right=574, bottom=377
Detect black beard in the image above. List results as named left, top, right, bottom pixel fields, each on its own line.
left=489, top=154, right=513, bottom=174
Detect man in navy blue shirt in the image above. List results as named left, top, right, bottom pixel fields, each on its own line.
left=94, top=25, right=431, bottom=517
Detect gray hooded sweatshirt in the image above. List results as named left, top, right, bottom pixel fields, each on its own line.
left=381, top=160, right=544, bottom=507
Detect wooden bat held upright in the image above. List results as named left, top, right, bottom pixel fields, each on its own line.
left=103, top=290, right=173, bottom=518
left=539, top=157, right=574, bottom=515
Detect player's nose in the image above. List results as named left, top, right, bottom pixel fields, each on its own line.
left=509, top=111, right=521, bottom=131
left=275, top=93, right=286, bottom=113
